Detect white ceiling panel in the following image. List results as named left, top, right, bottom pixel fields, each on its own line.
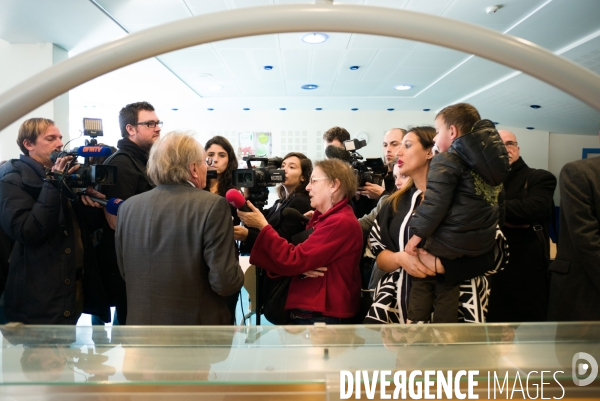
left=311, top=50, right=344, bottom=81
left=250, top=49, right=283, bottom=80
left=237, top=81, right=286, bottom=96
left=217, top=49, right=258, bottom=81
left=331, top=81, right=379, bottom=96
left=398, top=46, right=468, bottom=68
left=97, top=0, right=191, bottom=29
left=443, top=0, right=543, bottom=32
left=282, top=49, right=311, bottom=81
left=212, top=34, right=279, bottom=49
left=507, top=0, right=600, bottom=51
left=364, top=0, right=409, bottom=10
left=185, top=0, right=230, bottom=15
left=232, top=0, right=272, bottom=8
left=405, top=0, right=453, bottom=15
left=336, top=49, right=378, bottom=81
left=348, top=34, right=416, bottom=49
left=361, top=50, right=410, bottom=81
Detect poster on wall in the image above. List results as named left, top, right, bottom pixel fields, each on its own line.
left=238, top=131, right=272, bottom=163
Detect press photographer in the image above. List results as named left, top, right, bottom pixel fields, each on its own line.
left=0, top=117, right=110, bottom=324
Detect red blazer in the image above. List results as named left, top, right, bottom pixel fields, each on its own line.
left=250, top=199, right=362, bottom=318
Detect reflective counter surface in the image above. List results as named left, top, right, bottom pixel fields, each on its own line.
left=1, top=322, right=598, bottom=400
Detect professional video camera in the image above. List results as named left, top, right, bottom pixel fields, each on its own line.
left=48, top=118, right=117, bottom=189
left=325, top=139, right=388, bottom=187
left=232, top=155, right=285, bottom=209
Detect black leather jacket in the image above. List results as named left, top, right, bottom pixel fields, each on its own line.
left=410, top=119, right=510, bottom=259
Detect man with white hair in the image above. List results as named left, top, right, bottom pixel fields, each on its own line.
left=487, top=130, right=556, bottom=322
left=115, top=132, right=244, bottom=325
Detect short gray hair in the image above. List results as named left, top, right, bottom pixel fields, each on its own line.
left=147, top=131, right=204, bottom=185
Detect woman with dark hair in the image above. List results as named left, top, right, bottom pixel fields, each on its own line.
left=234, top=152, right=314, bottom=321
left=204, top=135, right=241, bottom=323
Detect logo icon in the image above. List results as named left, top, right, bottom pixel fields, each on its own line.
left=572, top=352, right=598, bottom=386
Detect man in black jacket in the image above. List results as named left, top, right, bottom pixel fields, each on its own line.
left=0, top=118, right=109, bottom=324
left=487, top=130, right=557, bottom=322
left=95, top=101, right=160, bottom=325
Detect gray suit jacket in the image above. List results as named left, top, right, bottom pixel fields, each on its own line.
left=548, top=157, right=600, bottom=321
left=116, top=183, right=244, bottom=325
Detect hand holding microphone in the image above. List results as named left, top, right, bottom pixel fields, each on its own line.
left=225, top=189, right=252, bottom=212
left=226, top=189, right=269, bottom=230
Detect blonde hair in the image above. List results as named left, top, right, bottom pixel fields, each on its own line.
left=17, top=118, right=54, bottom=156
left=314, top=158, right=357, bottom=200
left=147, top=132, right=204, bottom=185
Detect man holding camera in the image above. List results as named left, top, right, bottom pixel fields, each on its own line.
left=95, top=101, right=160, bottom=325
left=0, top=118, right=109, bottom=324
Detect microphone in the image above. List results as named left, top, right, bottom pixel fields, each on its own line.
left=225, top=189, right=252, bottom=212
left=83, top=195, right=124, bottom=216
left=325, top=145, right=351, bottom=162
left=282, top=207, right=310, bottom=224
left=51, top=146, right=113, bottom=163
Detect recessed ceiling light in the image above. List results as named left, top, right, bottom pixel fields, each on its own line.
left=264, top=65, right=273, bottom=70
left=526, top=127, right=535, bottom=130
left=279, top=108, right=286, bottom=110
left=301, top=84, right=318, bottom=90
left=208, top=85, right=223, bottom=91
left=243, top=108, right=250, bottom=111
left=171, top=108, right=178, bottom=111
left=315, top=108, right=322, bottom=111
left=387, top=108, right=395, bottom=111
left=207, top=108, right=214, bottom=111
left=395, top=85, right=413, bottom=91
left=302, top=33, right=328, bottom=44
left=423, top=108, right=431, bottom=112
left=350, top=66, right=359, bottom=70
left=493, top=121, right=499, bottom=125
left=530, top=104, right=541, bottom=109
left=351, top=108, right=359, bottom=111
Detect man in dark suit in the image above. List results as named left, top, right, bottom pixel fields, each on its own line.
left=487, top=130, right=557, bottom=322
left=115, top=132, right=244, bottom=325
left=548, top=157, right=600, bottom=321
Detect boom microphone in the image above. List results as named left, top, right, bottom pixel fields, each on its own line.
left=225, top=189, right=252, bottom=212
left=281, top=207, right=310, bottom=224
left=325, top=145, right=351, bottom=162
left=83, top=195, right=124, bottom=216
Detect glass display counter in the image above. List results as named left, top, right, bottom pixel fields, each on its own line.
left=1, top=322, right=598, bottom=400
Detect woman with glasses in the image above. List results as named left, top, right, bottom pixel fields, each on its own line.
left=238, top=158, right=363, bottom=324
left=234, top=152, right=313, bottom=321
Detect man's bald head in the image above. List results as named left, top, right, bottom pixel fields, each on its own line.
left=499, top=130, right=520, bottom=165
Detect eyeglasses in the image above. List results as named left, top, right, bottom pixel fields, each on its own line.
left=136, top=120, right=163, bottom=129
left=308, top=177, right=329, bottom=185
left=206, top=157, right=214, bottom=166
left=504, top=141, right=518, bottom=148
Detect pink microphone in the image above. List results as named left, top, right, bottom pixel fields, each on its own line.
left=225, top=189, right=252, bottom=212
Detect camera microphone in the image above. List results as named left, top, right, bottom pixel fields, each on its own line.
left=225, top=189, right=252, bottom=212
left=325, top=145, right=351, bottom=162
left=281, top=207, right=310, bottom=224
left=51, top=146, right=113, bottom=164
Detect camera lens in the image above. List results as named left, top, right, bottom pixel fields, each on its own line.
left=243, top=173, right=253, bottom=183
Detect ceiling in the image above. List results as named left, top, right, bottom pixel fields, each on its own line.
left=1, top=0, right=600, bottom=135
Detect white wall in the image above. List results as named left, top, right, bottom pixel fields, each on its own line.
left=0, top=40, right=68, bottom=161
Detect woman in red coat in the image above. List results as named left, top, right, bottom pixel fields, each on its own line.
left=238, top=158, right=363, bottom=324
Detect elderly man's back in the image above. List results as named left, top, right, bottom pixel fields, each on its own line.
left=116, top=184, right=243, bottom=325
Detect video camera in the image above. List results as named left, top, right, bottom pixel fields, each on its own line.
left=232, top=156, right=285, bottom=209
left=327, top=139, right=388, bottom=187
left=48, top=118, right=117, bottom=189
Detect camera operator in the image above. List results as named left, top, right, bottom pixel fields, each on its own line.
left=0, top=118, right=109, bottom=324
left=233, top=152, right=313, bottom=321
left=95, top=101, right=160, bottom=325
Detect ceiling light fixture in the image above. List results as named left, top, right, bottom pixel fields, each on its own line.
left=301, top=84, right=318, bottom=90
left=279, top=108, right=286, bottom=110
left=264, top=66, right=273, bottom=70
left=423, top=108, right=431, bottom=112
left=526, top=127, right=535, bottom=130
left=302, top=33, right=328, bottom=44
left=207, top=108, right=214, bottom=111
left=530, top=104, right=541, bottom=109
left=207, top=85, right=223, bottom=91
left=351, top=108, right=359, bottom=111
left=395, top=85, right=412, bottom=91
left=243, top=108, right=250, bottom=111
left=171, top=108, right=178, bottom=111
left=350, top=66, right=359, bottom=70
left=315, top=108, right=323, bottom=111
left=493, top=121, right=499, bottom=125
left=387, top=108, right=395, bottom=111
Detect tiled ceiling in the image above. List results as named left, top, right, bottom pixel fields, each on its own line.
left=0, top=0, right=599, bottom=134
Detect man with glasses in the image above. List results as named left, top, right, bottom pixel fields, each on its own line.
left=95, top=101, right=161, bottom=325
left=487, top=130, right=557, bottom=323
